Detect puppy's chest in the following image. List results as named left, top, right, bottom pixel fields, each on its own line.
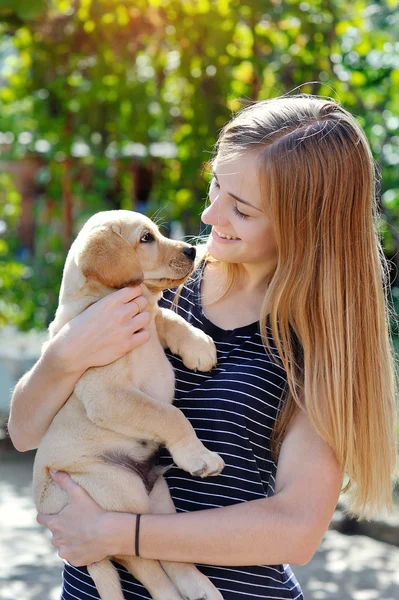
left=128, top=340, right=175, bottom=403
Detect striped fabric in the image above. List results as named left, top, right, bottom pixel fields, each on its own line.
left=61, top=261, right=304, bottom=599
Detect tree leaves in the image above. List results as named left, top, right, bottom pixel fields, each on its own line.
left=0, top=0, right=398, bottom=328
left=0, top=0, right=47, bottom=21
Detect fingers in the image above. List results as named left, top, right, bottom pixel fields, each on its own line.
left=113, top=285, right=144, bottom=304
left=37, top=513, right=52, bottom=527
left=49, top=469, right=81, bottom=498
left=131, top=328, right=151, bottom=349
left=51, top=535, right=61, bottom=547
left=130, top=310, right=151, bottom=332
left=116, top=287, right=149, bottom=320
left=126, top=294, right=148, bottom=316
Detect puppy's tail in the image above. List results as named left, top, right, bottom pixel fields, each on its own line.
left=87, top=559, right=124, bottom=600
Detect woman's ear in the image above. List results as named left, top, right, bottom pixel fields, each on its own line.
left=76, top=224, right=144, bottom=288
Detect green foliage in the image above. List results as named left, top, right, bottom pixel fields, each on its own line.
left=0, top=1, right=47, bottom=20
left=0, top=172, right=61, bottom=329
left=0, top=0, right=398, bottom=331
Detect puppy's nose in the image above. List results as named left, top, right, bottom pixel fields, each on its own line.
left=183, top=246, right=196, bottom=261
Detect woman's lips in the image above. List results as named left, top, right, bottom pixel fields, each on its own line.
left=211, top=227, right=241, bottom=243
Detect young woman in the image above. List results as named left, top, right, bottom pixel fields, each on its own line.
left=9, top=94, right=398, bottom=600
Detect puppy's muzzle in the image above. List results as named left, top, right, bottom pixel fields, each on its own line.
left=183, top=246, right=196, bottom=262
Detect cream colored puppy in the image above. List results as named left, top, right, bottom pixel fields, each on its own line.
left=33, top=210, right=225, bottom=600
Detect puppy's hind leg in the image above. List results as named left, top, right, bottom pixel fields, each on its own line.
left=70, top=467, right=181, bottom=599
left=87, top=559, right=124, bottom=600
left=114, top=555, right=183, bottom=600
left=150, top=477, right=224, bottom=600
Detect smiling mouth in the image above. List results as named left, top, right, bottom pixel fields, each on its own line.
left=213, top=227, right=241, bottom=241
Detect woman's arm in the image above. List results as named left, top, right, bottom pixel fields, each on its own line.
left=38, top=407, right=344, bottom=567
left=8, top=285, right=151, bottom=452
left=119, top=408, right=344, bottom=566
left=8, top=342, right=86, bottom=452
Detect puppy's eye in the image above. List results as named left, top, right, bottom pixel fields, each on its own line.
left=140, top=231, right=155, bottom=243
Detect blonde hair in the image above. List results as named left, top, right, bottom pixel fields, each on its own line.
left=195, top=94, right=398, bottom=521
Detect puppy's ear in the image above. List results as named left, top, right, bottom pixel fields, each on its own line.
left=76, top=224, right=143, bottom=288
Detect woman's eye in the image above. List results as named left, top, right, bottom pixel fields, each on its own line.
left=211, top=177, right=249, bottom=219
left=140, top=231, right=155, bottom=243
left=233, top=205, right=249, bottom=219
left=212, top=178, right=220, bottom=189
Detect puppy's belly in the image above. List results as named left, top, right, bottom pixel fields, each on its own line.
left=33, top=343, right=177, bottom=514
left=33, top=396, right=161, bottom=510
left=34, top=456, right=157, bottom=515
left=34, top=445, right=163, bottom=515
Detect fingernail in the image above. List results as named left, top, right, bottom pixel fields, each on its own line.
left=50, top=469, right=58, bottom=476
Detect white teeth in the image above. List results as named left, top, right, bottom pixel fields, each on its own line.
left=215, top=228, right=238, bottom=240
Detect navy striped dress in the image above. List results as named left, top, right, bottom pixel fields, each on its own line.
left=61, top=261, right=304, bottom=600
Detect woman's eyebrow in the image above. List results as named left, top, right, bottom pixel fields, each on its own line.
left=212, top=170, right=263, bottom=212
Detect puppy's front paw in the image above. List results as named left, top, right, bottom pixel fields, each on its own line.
left=170, top=440, right=225, bottom=478
left=181, top=331, right=217, bottom=372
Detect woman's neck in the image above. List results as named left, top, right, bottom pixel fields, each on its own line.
left=234, top=263, right=275, bottom=296
left=200, top=261, right=273, bottom=331
left=205, top=259, right=274, bottom=298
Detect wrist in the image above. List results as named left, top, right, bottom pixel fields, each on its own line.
left=102, top=512, right=137, bottom=557
left=47, top=326, right=87, bottom=376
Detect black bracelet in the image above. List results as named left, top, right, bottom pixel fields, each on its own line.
left=135, top=514, right=141, bottom=557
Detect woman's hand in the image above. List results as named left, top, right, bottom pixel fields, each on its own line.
left=50, top=285, right=151, bottom=374
left=37, top=470, right=113, bottom=567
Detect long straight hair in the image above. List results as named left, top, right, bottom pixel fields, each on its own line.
left=197, top=95, right=398, bottom=521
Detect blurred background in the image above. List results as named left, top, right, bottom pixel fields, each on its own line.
left=0, top=1, right=398, bottom=599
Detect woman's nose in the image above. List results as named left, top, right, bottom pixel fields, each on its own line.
left=201, top=196, right=227, bottom=227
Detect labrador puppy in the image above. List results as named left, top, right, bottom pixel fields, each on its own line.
left=33, top=210, right=225, bottom=600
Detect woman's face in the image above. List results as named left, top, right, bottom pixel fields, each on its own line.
left=201, top=153, right=278, bottom=270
